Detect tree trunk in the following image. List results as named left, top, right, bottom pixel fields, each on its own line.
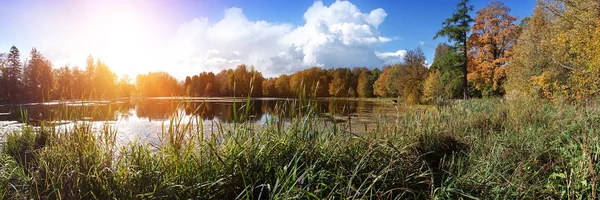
left=463, top=38, right=468, bottom=100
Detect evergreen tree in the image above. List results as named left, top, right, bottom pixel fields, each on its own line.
left=434, top=0, right=474, bottom=99
left=5, top=46, right=23, bottom=102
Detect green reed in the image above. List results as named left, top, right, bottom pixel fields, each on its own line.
left=0, top=95, right=599, bottom=199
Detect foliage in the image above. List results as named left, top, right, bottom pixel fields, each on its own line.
left=434, top=0, right=474, bottom=99
left=506, top=0, right=600, bottom=101
left=373, top=48, right=428, bottom=103
left=136, top=72, right=181, bottom=97
left=423, top=70, right=442, bottom=104
left=2, top=46, right=23, bottom=103
left=467, top=1, right=519, bottom=96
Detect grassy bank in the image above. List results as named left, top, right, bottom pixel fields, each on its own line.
left=0, top=97, right=599, bottom=199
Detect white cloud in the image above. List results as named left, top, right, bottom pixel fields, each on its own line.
left=41, top=0, right=406, bottom=78
left=164, top=0, right=406, bottom=78
left=376, top=50, right=407, bottom=65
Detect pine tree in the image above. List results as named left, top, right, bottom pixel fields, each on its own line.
left=434, top=0, right=474, bottom=100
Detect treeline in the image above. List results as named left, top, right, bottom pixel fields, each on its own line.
left=0, top=47, right=134, bottom=103
left=178, top=0, right=600, bottom=103
left=2, top=0, right=598, bottom=104
left=178, top=48, right=428, bottom=102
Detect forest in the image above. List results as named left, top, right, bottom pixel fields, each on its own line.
left=1, top=0, right=599, bottom=105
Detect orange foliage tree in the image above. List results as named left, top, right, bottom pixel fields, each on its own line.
left=467, top=1, right=519, bottom=96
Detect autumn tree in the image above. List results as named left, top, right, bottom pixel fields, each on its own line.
left=374, top=65, right=395, bottom=97
left=328, top=68, right=352, bottom=97
left=289, top=67, right=330, bottom=97
left=423, top=70, right=443, bottom=104
left=262, top=78, right=277, bottom=97
left=506, top=0, right=600, bottom=100
left=216, top=69, right=234, bottom=96
left=136, top=72, right=181, bottom=97
left=434, top=0, right=474, bottom=100
left=467, top=1, right=519, bottom=96
left=374, top=48, right=429, bottom=103
left=357, top=69, right=373, bottom=98
left=395, top=48, right=429, bottom=103
left=275, top=74, right=292, bottom=97
left=183, top=76, right=192, bottom=95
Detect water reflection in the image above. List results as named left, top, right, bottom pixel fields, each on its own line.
left=0, top=98, right=399, bottom=124
left=0, top=98, right=400, bottom=144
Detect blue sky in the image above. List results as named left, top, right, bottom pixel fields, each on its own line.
left=0, top=0, right=536, bottom=78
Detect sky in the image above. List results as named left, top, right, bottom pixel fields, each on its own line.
left=0, top=0, right=536, bottom=79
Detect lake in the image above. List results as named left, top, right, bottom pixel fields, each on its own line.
left=0, top=98, right=406, bottom=144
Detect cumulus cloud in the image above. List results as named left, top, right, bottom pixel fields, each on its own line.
left=376, top=50, right=407, bottom=66
left=38, top=0, right=406, bottom=78
left=167, top=0, right=405, bottom=78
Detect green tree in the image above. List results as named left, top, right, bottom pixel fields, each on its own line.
left=431, top=43, right=463, bottom=99
left=116, top=75, right=134, bottom=98
left=0, top=53, right=7, bottom=102
left=434, top=0, right=474, bottom=100
left=53, top=65, right=73, bottom=99
left=4, top=46, right=23, bottom=102
left=94, top=59, right=117, bottom=99
left=23, top=48, right=54, bottom=102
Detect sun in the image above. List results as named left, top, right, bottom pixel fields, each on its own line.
left=83, top=10, right=154, bottom=77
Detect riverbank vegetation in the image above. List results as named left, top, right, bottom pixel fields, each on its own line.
left=1, top=96, right=598, bottom=199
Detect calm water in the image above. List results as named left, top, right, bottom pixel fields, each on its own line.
left=0, top=98, right=402, bottom=144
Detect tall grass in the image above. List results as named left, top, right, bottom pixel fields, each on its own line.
left=0, top=96, right=599, bottom=199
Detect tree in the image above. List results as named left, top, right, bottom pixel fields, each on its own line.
left=23, top=48, right=54, bottom=102
left=374, top=65, right=394, bottom=97
left=136, top=72, right=181, bottom=97
left=434, top=0, right=474, bottom=100
left=467, top=1, right=519, bottom=96
left=4, top=46, right=23, bottom=102
left=94, top=59, right=117, bottom=99
left=395, top=48, right=429, bottom=103
left=0, top=53, right=7, bottom=102
left=431, top=43, right=463, bottom=99
left=275, top=74, right=292, bottom=97
left=374, top=48, right=429, bottom=103
left=54, top=65, right=73, bottom=99
left=506, top=0, right=600, bottom=100
left=71, top=67, right=86, bottom=99
left=116, top=75, right=134, bottom=98
left=357, top=69, right=373, bottom=98
left=183, top=76, right=192, bottom=95
left=262, top=78, right=277, bottom=97
left=328, top=68, right=352, bottom=97
left=423, top=70, right=443, bottom=104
